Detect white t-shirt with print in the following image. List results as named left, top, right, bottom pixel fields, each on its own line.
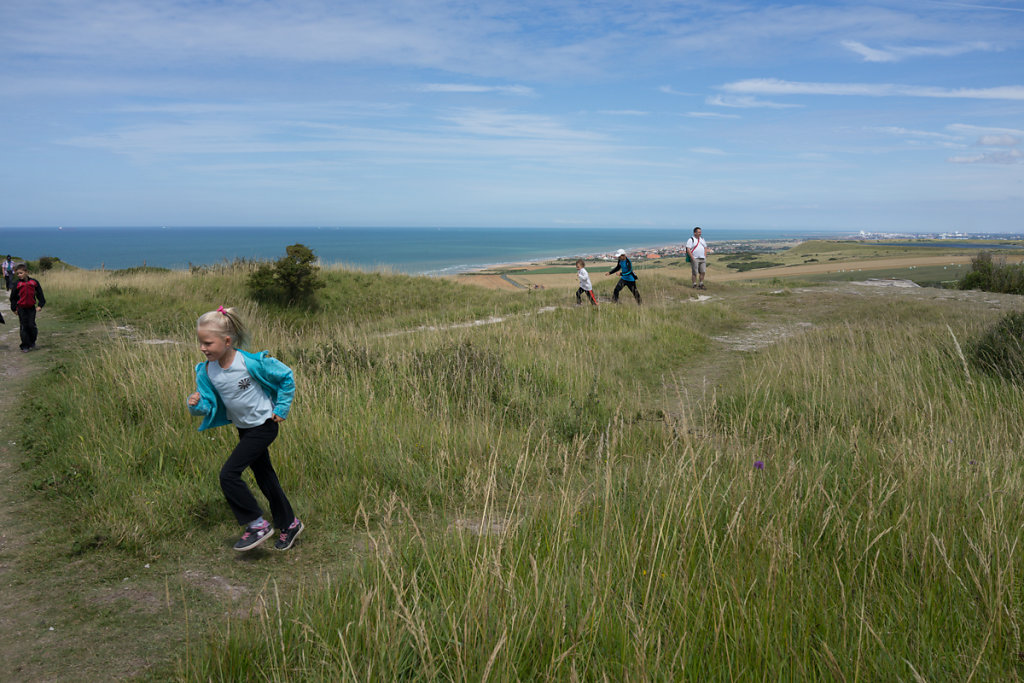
left=208, top=353, right=274, bottom=428
left=686, top=236, right=707, bottom=259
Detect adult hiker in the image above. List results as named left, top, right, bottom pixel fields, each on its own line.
left=685, top=227, right=709, bottom=290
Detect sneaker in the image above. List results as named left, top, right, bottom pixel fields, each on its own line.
left=275, top=519, right=304, bottom=551
left=234, top=522, right=274, bottom=551
left=699, top=284, right=706, bottom=290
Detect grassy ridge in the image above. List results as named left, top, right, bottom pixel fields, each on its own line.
left=23, top=265, right=1024, bottom=679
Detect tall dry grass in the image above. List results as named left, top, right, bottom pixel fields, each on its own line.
left=25, top=266, right=1024, bottom=679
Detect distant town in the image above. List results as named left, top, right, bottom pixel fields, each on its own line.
left=852, top=231, right=1024, bottom=241
left=584, top=231, right=1024, bottom=262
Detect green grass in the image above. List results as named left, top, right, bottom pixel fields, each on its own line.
left=780, top=239, right=979, bottom=262
left=18, top=264, right=1024, bottom=680
left=778, top=263, right=969, bottom=286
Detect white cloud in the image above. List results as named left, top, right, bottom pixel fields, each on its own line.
left=0, top=0, right=612, bottom=82
left=416, top=84, right=534, bottom=96
left=947, top=124, right=1024, bottom=135
left=978, top=134, right=1020, bottom=146
left=841, top=41, right=896, bottom=62
left=841, top=39, right=995, bottom=62
left=870, top=126, right=962, bottom=141
left=931, top=2, right=1024, bottom=13
left=3, top=1, right=1017, bottom=87
left=440, top=109, right=607, bottom=142
left=660, top=85, right=696, bottom=96
left=706, top=94, right=801, bottom=109
left=60, top=113, right=618, bottom=166
left=721, top=78, right=1024, bottom=100
left=685, top=112, right=741, bottom=119
left=948, top=149, right=1022, bottom=164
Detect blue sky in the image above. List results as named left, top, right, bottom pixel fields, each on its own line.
left=2, top=0, right=1022, bottom=232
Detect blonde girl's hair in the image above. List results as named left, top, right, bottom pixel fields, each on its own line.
left=197, top=306, right=251, bottom=349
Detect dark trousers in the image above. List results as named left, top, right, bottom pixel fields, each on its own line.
left=612, top=279, right=642, bottom=304
left=16, top=307, right=37, bottom=349
left=576, top=287, right=598, bottom=305
left=220, top=419, right=295, bottom=530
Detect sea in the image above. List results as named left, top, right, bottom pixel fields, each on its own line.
left=0, top=226, right=846, bottom=275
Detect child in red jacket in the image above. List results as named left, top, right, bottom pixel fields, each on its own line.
left=9, top=264, right=44, bottom=352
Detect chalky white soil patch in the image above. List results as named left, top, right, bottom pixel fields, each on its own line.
left=383, top=305, right=559, bottom=338
left=111, top=324, right=180, bottom=345
left=712, top=321, right=815, bottom=352
left=850, top=278, right=921, bottom=288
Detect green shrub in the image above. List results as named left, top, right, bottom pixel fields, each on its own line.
left=970, top=310, right=1024, bottom=382
left=726, top=260, right=784, bottom=272
left=959, top=251, right=1024, bottom=294
left=247, top=243, right=325, bottom=306
left=959, top=251, right=994, bottom=291
left=38, top=256, right=60, bottom=271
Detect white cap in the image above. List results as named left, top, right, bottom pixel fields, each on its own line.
left=615, top=249, right=625, bottom=257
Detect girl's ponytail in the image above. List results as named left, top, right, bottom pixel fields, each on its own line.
left=197, top=306, right=251, bottom=349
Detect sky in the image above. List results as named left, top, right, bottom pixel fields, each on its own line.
left=1, top=0, right=1023, bottom=232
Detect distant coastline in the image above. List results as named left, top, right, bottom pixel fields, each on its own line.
left=5, top=226, right=1016, bottom=275
left=0, top=226, right=849, bottom=274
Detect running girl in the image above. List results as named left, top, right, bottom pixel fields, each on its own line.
left=187, top=306, right=304, bottom=551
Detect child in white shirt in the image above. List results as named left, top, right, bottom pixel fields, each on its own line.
left=575, top=259, right=598, bottom=306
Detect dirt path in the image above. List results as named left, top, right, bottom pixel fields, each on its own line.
left=0, top=320, right=203, bottom=681
left=0, top=320, right=65, bottom=681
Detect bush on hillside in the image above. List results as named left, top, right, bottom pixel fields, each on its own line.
left=726, top=260, right=784, bottom=272
left=247, top=243, right=325, bottom=307
left=959, top=251, right=1024, bottom=294
left=37, top=256, right=60, bottom=271
left=970, top=310, right=1024, bottom=382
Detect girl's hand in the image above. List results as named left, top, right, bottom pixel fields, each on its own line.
left=187, top=392, right=201, bottom=406
left=271, top=414, right=285, bottom=423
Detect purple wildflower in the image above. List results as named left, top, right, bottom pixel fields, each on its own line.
left=754, top=460, right=765, bottom=470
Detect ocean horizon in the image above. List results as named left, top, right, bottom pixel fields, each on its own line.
left=0, top=226, right=850, bottom=275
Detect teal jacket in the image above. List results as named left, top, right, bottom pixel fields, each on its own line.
left=188, top=349, right=295, bottom=431
left=608, top=257, right=637, bottom=282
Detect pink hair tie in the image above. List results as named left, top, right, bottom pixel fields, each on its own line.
left=217, top=305, right=227, bottom=315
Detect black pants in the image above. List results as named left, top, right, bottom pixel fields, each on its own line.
left=576, top=287, right=598, bottom=305
left=612, top=279, right=642, bottom=304
left=220, top=419, right=295, bottom=530
left=16, top=307, right=37, bottom=349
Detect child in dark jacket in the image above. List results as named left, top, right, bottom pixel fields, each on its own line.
left=606, top=249, right=642, bottom=305
left=10, top=264, right=44, bottom=352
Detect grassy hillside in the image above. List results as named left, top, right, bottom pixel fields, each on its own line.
left=18, top=265, right=1024, bottom=680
